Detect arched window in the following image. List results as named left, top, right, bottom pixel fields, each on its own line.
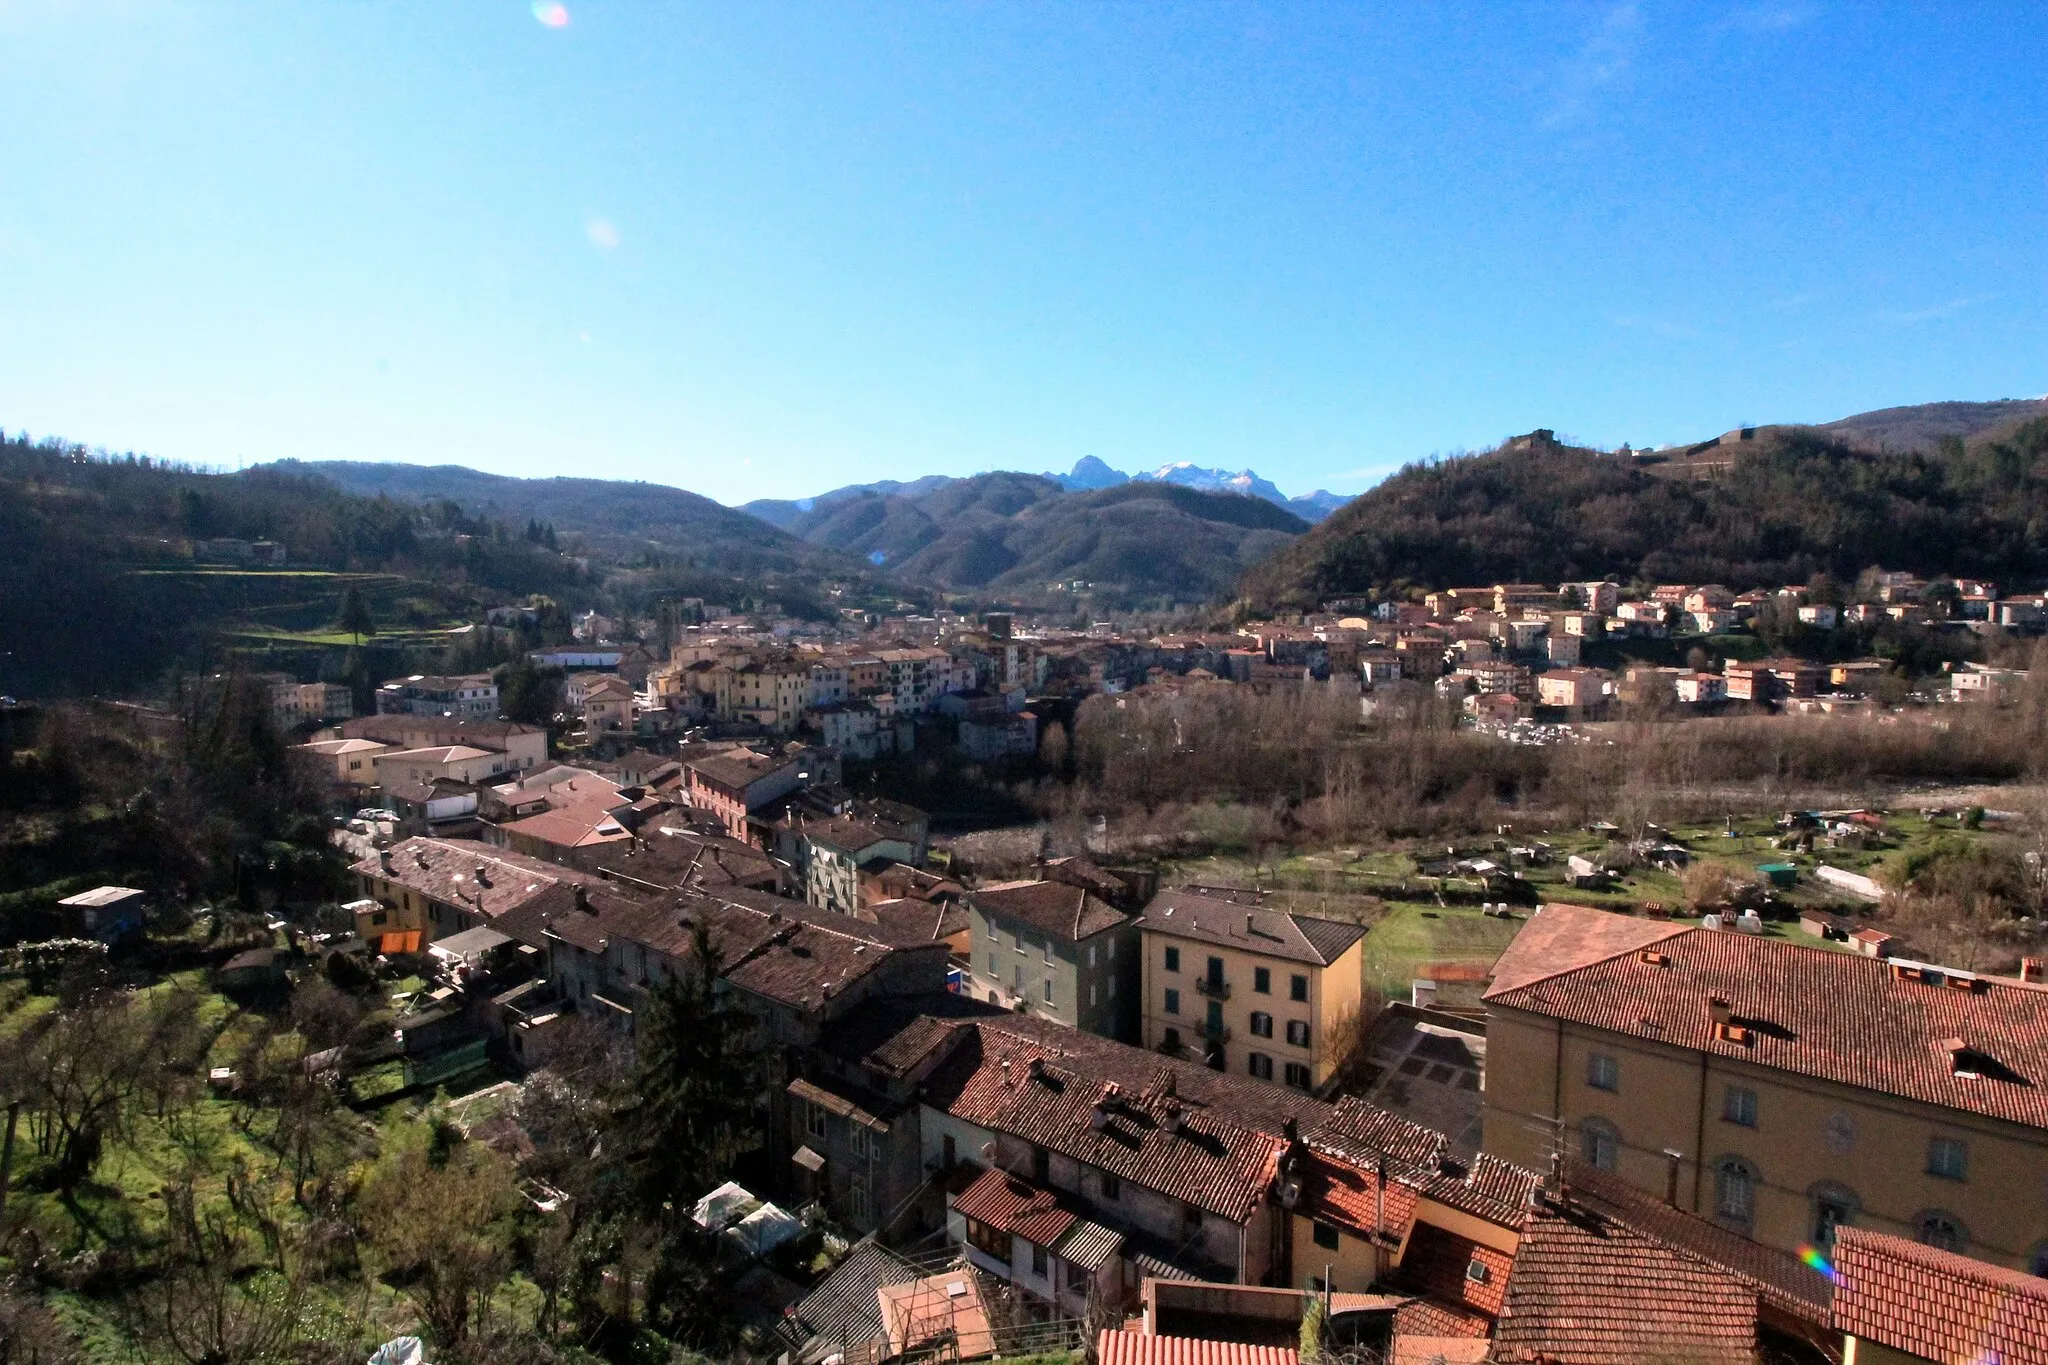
left=1714, top=1157, right=1757, bottom=1229
left=1809, top=1183, right=1859, bottom=1251
left=1579, top=1118, right=1620, bottom=1172
left=1916, top=1210, right=1968, bottom=1254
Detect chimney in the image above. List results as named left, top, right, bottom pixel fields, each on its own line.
left=1000, top=1059, right=1012, bottom=1087
left=2025, top=958, right=2045, bottom=985
left=1245, top=912, right=1255, bottom=937
left=1662, top=1148, right=1683, bottom=1206
left=1160, top=1099, right=1182, bottom=1135
left=574, top=885, right=592, bottom=912
left=1708, top=997, right=1732, bottom=1028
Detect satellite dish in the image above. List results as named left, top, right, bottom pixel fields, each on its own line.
left=981, top=1142, right=998, bottom=1162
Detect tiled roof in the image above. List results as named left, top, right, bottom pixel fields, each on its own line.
left=1485, top=925, right=2048, bottom=1129
left=924, top=1030, right=1295, bottom=1224
left=1484, top=902, right=1686, bottom=996
left=1291, top=1149, right=1416, bottom=1243
left=1491, top=1200, right=1760, bottom=1365
left=1831, top=1227, right=2048, bottom=1365
left=1386, top=1338, right=1487, bottom=1365
left=501, top=800, right=633, bottom=850
left=353, top=837, right=594, bottom=920
left=1097, top=1331, right=1297, bottom=1365
left=971, top=880, right=1131, bottom=943
left=1135, top=886, right=1365, bottom=967
left=1390, top=1298, right=1491, bottom=1340
left=1305, top=1097, right=1541, bottom=1229
left=952, top=1166, right=1077, bottom=1248
left=1561, top=1159, right=1829, bottom=1321
left=686, top=750, right=799, bottom=794
left=1391, top=1223, right=1510, bottom=1320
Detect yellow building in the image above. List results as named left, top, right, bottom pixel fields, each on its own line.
left=1482, top=903, right=2048, bottom=1274
left=1135, top=886, right=1366, bottom=1091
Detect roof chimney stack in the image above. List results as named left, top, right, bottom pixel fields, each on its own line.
left=2024, top=957, right=2045, bottom=985
left=1708, top=997, right=1732, bottom=1028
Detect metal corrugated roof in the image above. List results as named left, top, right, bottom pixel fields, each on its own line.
left=1051, top=1217, right=1124, bottom=1272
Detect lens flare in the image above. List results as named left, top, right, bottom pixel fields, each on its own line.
left=532, top=2, right=569, bottom=29
left=1797, top=1245, right=1837, bottom=1282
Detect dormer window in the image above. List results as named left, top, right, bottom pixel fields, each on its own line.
left=1465, top=1256, right=1491, bottom=1284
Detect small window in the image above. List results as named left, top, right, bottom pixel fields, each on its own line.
left=849, top=1125, right=870, bottom=1158
left=1290, top=974, right=1309, bottom=1002
left=1313, top=1222, right=1341, bottom=1250
left=1250, top=1011, right=1273, bottom=1038
left=1044, top=939, right=1054, bottom=965
left=1031, top=1242, right=1048, bottom=1277
left=1587, top=1053, right=1619, bottom=1091
left=1088, top=945, right=1098, bottom=968
left=1928, top=1137, right=1968, bottom=1181
left=1715, top=1158, right=1757, bottom=1227
left=1580, top=1119, right=1619, bottom=1171
left=806, top=1102, right=827, bottom=1139
left=1917, top=1211, right=1967, bottom=1253
left=989, top=953, right=999, bottom=975
left=1162, top=1027, right=1181, bottom=1052
left=848, top=1178, right=870, bottom=1221
left=1249, top=1052, right=1273, bottom=1080
left=1813, top=1186, right=1858, bottom=1251
left=1164, top=988, right=1181, bottom=1015
left=1109, top=937, right=1117, bottom=960
left=1254, top=967, right=1272, bottom=994
left=1042, top=977, right=1053, bottom=1003
left=1165, top=946, right=1181, bottom=973
left=1723, top=1086, right=1758, bottom=1127
left=1284, top=1062, right=1312, bottom=1090
left=1013, top=965, right=1023, bottom=990
left=1100, top=1172, right=1122, bottom=1201
left=1089, top=983, right=1098, bottom=1007
left=1033, top=1146, right=1050, bottom=1183
left=1465, top=1256, right=1491, bottom=1285
left=1286, top=1019, right=1311, bottom=1048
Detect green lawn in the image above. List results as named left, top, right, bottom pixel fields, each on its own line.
left=1360, top=902, right=1522, bottom=1006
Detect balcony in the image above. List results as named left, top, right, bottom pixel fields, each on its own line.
left=1194, top=975, right=1232, bottom=1001
left=1197, top=1018, right=1232, bottom=1043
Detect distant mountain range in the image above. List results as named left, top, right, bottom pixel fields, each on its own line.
left=743, top=458, right=1349, bottom=530
left=752, top=471, right=1308, bottom=609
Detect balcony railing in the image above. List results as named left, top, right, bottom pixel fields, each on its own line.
left=1198, top=1018, right=1232, bottom=1043
left=1194, top=975, right=1232, bottom=1000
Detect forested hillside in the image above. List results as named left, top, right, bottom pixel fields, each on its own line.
left=1239, top=418, right=2048, bottom=611
left=0, top=436, right=585, bottom=697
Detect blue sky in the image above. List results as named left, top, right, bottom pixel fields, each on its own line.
left=0, top=2, right=2041, bottom=506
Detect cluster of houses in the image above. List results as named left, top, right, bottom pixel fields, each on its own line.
left=334, top=794, right=2048, bottom=1365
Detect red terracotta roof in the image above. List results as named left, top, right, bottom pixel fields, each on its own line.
left=1097, top=1331, right=1297, bottom=1365
left=1492, top=1200, right=1759, bottom=1365
left=924, top=1028, right=1291, bottom=1224
left=1831, top=1226, right=2048, bottom=1365
left=1294, top=1149, right=1416, bottom=1244
left=1485, top=902, right=1687, bottom=996
left=1487, top=925, right=2048, bottom=1129
left=1561, top=1159, right=1828, bottom=1321
left=1390, top=1223, right=1510, bottom=1320
left=953, top=1166, right=1076, bottom=1248
left=1391, top=1298, right=1492, bottom=1340
left=1306, top=1097, right=1541, bottom=1229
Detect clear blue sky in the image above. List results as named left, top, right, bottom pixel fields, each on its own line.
left=1, top=3, right=2042, bottom=506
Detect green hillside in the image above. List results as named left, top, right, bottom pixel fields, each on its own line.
left=1239, top=417, right=2048, bottom=611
